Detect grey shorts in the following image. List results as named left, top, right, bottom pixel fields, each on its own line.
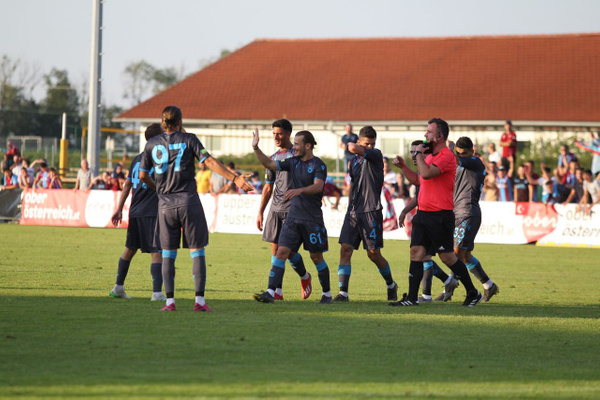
left=338, top=211, right=383, bottom=250
left=156, top=205, right=209, bottom=250
left=262, top=210, right=288, bottom=244
left=278, top=217, right=328, bottom=254
left=126, top=216, right=160, bottom=253
left=454, top=214, right=481, bottom=251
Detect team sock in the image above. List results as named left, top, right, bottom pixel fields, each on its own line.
left=422, top=260, right=434, bottom=296
left=408, top=261, right=424, bottom=302
left=275, top=288, right=283, bottom=296
left=432, top=261, right=449, bottom=283
left=316, top=261, right=331, bottom=293
left=273, top=256, right=285, bottom=290
left=465, top=256, right=491, bottom=285
left=166, top=298, right=175, bottom=306
left=150, top=262, right=162, bottom=292
left=289, top=253, right=307, bottom=277
left=377, top=263, right=395, bottom=287
left=447, top=259, right=476, bottom=293
left=191, top=249, right=206, bottom=299
left=267, top=258, right=286, bottom=292
left=338, top=264, right=351, bottom=293
left=195, top=296, right=206, bottom=306
left=116, top=257, right=131, bottom=285
left=162, top=250, right=177, bottom=299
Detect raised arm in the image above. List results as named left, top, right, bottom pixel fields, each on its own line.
left=252, top=129, right=278, bottom=170
left=204, top=156, right=253, bottom=192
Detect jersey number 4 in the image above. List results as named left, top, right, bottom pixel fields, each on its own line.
left=130, top=162, right=154, bottom=189
left=152, top=143, right=187, bottom=174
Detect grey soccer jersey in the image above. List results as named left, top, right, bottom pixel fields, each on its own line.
left=140, top=131, right=209, bottom=210
left=348, top=147, right=384, bottom=213
left=454, top=156, right=485, bottom=218
left=127, top=153, right=158, bottom=218
left=265, top=147, right=294, bottom=212
left=277, top=156, right=327, bottom=221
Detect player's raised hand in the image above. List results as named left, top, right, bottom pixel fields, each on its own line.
left=392, top=155, right=405, bottom=169
left=252, top=129, right=260, bottom=150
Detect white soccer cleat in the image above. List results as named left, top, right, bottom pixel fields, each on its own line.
left=150, top=293, right=166, bottom=301
left=109, top=286, right=131, bottom=299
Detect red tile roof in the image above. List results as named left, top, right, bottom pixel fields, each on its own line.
left=117, top=33, right=600, bottom=123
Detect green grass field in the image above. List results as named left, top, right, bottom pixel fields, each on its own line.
left=0, top=224, right=598, bottom=399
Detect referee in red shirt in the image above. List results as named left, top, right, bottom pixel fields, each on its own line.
left=391, top=118, right=482, bottom=306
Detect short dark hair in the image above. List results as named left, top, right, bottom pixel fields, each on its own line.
left=272, top=119, right=292, bottom=134
left=296, top=130, right=317, bottom=149
left=227, top=161, right=235, bottom=169
left=49, top=167, right=57, bottom=173
left=161, top=106, right=182, bottom=132
left=359, top=125, right=377, bottom=139
left=411, top=140, right=423, bottom=146
left=145, top=123, right=163, bottom=141
left=428, top=118, right=450, bottom=140
left=456, top=136, right=474, bottom=150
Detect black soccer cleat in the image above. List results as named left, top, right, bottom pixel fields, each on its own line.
left=463, top=290, right=483, bottom=307
left=253, top=291, right=275, bottom=304
left=389, top=293, right=419, bottom=307
left=483, top=283, right=499, bottom=302
left=332, top=293, right=349, bottom=303
left=319, top=295, right=333, bottom=304
left=387, top=282, right=398, bottom=301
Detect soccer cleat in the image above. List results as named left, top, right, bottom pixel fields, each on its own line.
left=418, top=295, right=433, bottom=303
left=160, top=303, right=176, bottom=312
left=194, top=303, right=214, bottom=312
left=389, top=293, right=419, bottom=307
left=253, top=291, right=275, bottom=303
left=483, top=283, right=499, bottom=302
left=442, top=277, right=460, bottom=302
left=332, top=293, right=349, bottom=303
left=387, top=282, right=398, bottom=301
left=319, top=295, right=333, bottom=304
left=463, top=290, right=483, bottom=307
left=274, top=293, right=284, bottom=301
left=301, top=273, right=312, bottom=299
left=150, top=293, right=166, bottom=301
left=109, top=287, right=131, bottom=299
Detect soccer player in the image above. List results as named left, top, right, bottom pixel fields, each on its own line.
left=110, top=123, right=165, bottom=301
left=447, top=137, right=499, bottom=301
left=140, top=106, right=253, bottom=312
left=333, top=125, right=398, bottom=302
left=256, top=119, right=312, bottom=301
left=390, top=118, right=481, bottom=306
left=252, top=129, right=333, bottom=304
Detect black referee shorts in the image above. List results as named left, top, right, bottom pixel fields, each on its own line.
left=410, top=210, right=454, bottom=254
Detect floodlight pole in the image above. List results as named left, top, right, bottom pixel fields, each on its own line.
left=87, top=0, right=103, bottom=175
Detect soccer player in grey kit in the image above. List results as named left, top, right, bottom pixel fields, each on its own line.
left=257, top=119, right=312, bottom=300
left=252, top=129, right=333, bottom=304
left=140, top=106, right=253, bottom=312
left=334, top=125, right=398, bottom=302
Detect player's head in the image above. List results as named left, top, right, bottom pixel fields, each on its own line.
left=410, top=140, right=424, bottom=165
left=294, top=130, right=317, bottom=157
left=272, top=119, right=292, bottom=148
left=357, top=125, right=377, bottom=149
left=426, top=118, right=449, bottom=143
left=145, top=123, right=164, bottom=141
left=161, top=106, right=182, bottom=132
left=455, top=137, right=474, bottom=157
left=505, top=120, right=513, bottom=131
left=345, top=123, right=352, bottom=133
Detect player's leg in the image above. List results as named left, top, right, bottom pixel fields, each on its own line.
left=361, top=212, right=397, bottom=301
left=420, top=255, right=434, bottom=302
left=288, top=250, right=311, bottom=300
left=181, top=205, right=211, bottom=311
left=302, top=220, right=331, bottom=304
left=158, top=208, right=181, bottom=311
left=110, top=247, right=136, bottom=299
left=335, top=213, right=360, bottom=302
left=463, top=251, right=499, bottom=302
left=190, top=247, right=212, bottom=312
left=150, top=251, right=165, bottom=301
left=137, top=216, right=164, bottom=301
left=310, top=252, right=332, bottom=304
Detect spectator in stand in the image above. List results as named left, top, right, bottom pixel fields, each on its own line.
left=22, top=159, right=35, bottom=181
left=196, top=161, right=211, bottom=194
left=1, top=167, right=19, bottom=190
left=3, top=141, right=21, bottom=170
left=340, top=123, right=358, bottom=172
left=250, top=171, right=263, bottom=194
left=323, top=177, right=341, bottom=210
left=90, top=171, right=120, bottom=190
left=11, top=156, right=23, bottom=177
left=556, top=144, right=578, bottom=180
left=487, top=143, right=501, bottom=164
left=209, top=160, right=229, bottom=196
left=499, top=121, right=517, bottom=166
left=495, top=156, right=514, bottom=202
left=513, top=164, right=532, bottom=202
left=591, top=132, right=600, bottom=177
left=563, top=168, right=584, bottom=205
left=542, top=181, right=556, bottom=205
left=225, top=162, right=241, bottom=194
left=483, top=161, right=498, bottom=201
left=18, top=168, right=32, bottom=189
left=539, top=163, right=557, bottom=201
left=74, top=159, right=94, bottom=190
left=523, top=160, right=541, bottom=202
left=48, top=167, right=63, bottom=189
left=111, top=164, right=126, bottom=189
left=33, top=162, right=51, bottom=188
left=383, top=157, right=398, bottom=197
left=578, top=169, right=600, bottom=215
left=563, top=160, right=580, bottom=188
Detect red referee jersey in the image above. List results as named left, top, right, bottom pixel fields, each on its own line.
left=418, top=147, right=456, bottom=212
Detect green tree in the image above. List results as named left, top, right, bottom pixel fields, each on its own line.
left=39, top=68, right=79, bottom=138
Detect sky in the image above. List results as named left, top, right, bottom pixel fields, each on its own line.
left=1, top=0, right=598, bottom=109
